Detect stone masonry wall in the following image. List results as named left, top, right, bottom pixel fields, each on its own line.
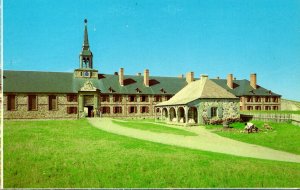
left=3, top=94, right=78, bottom=119
left=199, top=99, right=240, bottom=123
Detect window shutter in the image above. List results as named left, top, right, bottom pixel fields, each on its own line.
left=140, top=106, right=142, bottom=113
left=135, top=107, right=137, bottom=113
left=218, top=107, right=223, bottom=118
left=207, top=106, right=211, bottom=119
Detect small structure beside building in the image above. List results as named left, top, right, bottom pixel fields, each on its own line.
left=155, top=75, right=240, bottom=125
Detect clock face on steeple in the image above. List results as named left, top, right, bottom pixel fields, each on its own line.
left=84, top=71, right=90, bottom=77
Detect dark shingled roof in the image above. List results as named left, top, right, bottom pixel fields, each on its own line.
left=211, top=79, right=281, bottom=97
left=3, top=70, right=281, bottom=97
left=3, top=70, right=187, bottom=95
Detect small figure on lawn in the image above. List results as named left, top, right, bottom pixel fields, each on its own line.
left=244, top=122, right=259, bottom=133
left=264, top=123, right=273, bottom=130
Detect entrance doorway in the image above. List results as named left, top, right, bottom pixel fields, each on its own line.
left=84, top=106, right=94, bottom=117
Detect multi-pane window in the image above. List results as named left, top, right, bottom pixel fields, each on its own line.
left=140, top=95, right=149, bottom=102
left=154, top=95, right=162, bottom=102
left=67, top=94, right=77, bottom=102
left=7, top=95, right=16, bottom=111
left=211, top=107, right=217, bottom=117
left=128, top=106, right=137, bottom=113
left=165, top=95, right=172, bottom=101
left=67, top=107, right=78, bottom=114
left=49, top=95, right=57, bottom=110
left=272, top=97, right=278, bottom=103
left=273, top=106, right=278, bottom=110
left=265, top=106, right=271, bottom=110
left=101, top=107, right=110, bottom=114
left=247, top=97, right=253, bottom=102
left=113, top=106, right=122, bottom=113
left=140, top=106, right=149, bottom=113
left=265, top=97, right=270, bottom=103
left=255, top=106, right=261, bottom=110
left=255, top=97, right=261, bottom=102
left=156, top=108, right=160, bottom=113
left=247, top=106, right=253, bottom=110
left=128, top=95, right=136, bottom=102
left=113, top=95, right=122, bottom=102
left=101, top=95, right=110, bottom=102
left=28, top=95, right=37, bottom=111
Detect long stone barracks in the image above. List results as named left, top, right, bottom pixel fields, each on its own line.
left=3, top=20, right=281, bottom=124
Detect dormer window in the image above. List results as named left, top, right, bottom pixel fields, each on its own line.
left=109, top=87, right=115, bottom=93
left=160, top=88, right=166, bottom=93
left=136, top=88, right=142, bottom=93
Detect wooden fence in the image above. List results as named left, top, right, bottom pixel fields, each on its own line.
left=240, top=113, right=300, bottom=126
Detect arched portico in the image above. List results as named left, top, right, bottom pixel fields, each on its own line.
left=188, top=107, right=198, bottom=124
left=178, top=107, right=185, bottom=123
left=162, top=107, right=168, bottom=121
left=169, top=107, right=177, bottom=122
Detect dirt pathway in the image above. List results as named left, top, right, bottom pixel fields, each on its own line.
left=88, top=118, right=300, bottom=163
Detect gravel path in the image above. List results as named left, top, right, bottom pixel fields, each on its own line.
left=88, top=118, right=300, bottom=163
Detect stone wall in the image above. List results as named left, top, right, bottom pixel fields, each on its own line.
left=99, top=94, right=166, bottom=118
left=199, top=99, right=240, bottom=124
left=3, top=94, right=78, bottom=119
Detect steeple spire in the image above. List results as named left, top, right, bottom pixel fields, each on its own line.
left=74, top=19, right=98, bottom=79
left=83, top=19, right=89, bottom=50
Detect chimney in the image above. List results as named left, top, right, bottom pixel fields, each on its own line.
left=137, top=72, right=141, bottom=76
left=186, top=72, right=194, bottom=83
left=227, top=74, right=233, bottom=89
left=178, top=74, right=184, bottom=78
left=144, top=69, right=149, bottom=87
left=200, top=74, right=208, bottom=80
left=119, top=68, right=124, bottom=86
left=250, top=73, right=257, bottom=89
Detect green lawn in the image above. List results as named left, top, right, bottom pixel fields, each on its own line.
left=206, top=121, right=300, bottom=154
left=4, top=119, right=300, bottom=188
left=112, top=119, right=197, bottom=136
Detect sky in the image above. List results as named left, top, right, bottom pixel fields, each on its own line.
left=4, top=0, right=300, bottom=101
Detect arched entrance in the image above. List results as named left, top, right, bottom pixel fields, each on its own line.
left=188, top=107, right=198, bottom=124
left=178, top=107, right=185, bottom=123
left=162, top=108, right=168, bottom=120
left=170, top=107, right=176, bottom=122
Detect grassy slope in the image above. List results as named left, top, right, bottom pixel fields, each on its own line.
left=4, top=120, right=300, bottom=188
left=206, top=121, right=300, bottom=154
left=281, top=99, right=300, bottom=111
left=112, top=119, right=197, bottom=136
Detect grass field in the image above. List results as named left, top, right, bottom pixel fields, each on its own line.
left=4, top=119, right=300, bottom=188
left=112, top=119, right=197, bottom=136
left=205, top=121, right=300, bottom=154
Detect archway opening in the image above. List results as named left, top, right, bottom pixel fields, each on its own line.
left=162, top=108, right=168, bottom=120
left=178, top=107, right=185, bottom=123
left=170, top=107, right=176, bottom=122
left=188, top=107, right=198, bottom=124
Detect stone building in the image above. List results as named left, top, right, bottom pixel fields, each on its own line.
left=155, top=75, right=240, bottom=125
left=3, top=20, right=281, bottom=120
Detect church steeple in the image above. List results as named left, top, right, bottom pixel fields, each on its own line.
left=74, top=19, right=98, bottom=79
left=83, top=19, right=89, bottom=50
left=79, top=19, right=93, bottom=69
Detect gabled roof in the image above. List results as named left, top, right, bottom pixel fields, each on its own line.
left=211, top=79, right=281, bottom=97
left=3, top=70, right=187, bottom=95
left=157, top=76, right=238, bottom=106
